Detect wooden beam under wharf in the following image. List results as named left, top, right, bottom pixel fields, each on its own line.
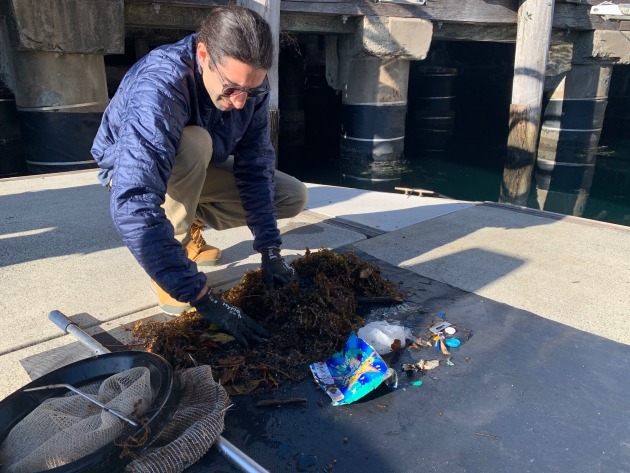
left=124, top=0, right=616, bottom=33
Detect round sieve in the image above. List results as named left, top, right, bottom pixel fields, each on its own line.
left=0, top=351, right=179, bottom=473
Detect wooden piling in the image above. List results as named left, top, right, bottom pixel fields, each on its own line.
left=499, top=0, right=555, bottom=206
left=237, top=0, right=281, bottom=158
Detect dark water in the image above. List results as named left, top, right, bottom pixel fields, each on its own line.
left=278, top=39, right=630, bottom=229
left=583, top=142, right=630, bottom=226
left=279, top=138, right=630, bottom=228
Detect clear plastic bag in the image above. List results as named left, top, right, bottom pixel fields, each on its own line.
left=357, top=321, right=413, bottom=355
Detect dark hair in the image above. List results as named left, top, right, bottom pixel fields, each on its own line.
left=197, top=6, right=274, bottom=70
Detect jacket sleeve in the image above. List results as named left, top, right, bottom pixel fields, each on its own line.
left=109, top=71, right=206, bottom=302
left=232, top=92, right=282, bottom=252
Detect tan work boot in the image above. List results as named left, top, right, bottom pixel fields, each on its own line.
left=187, top=222, right=221, bottom=267
left=152, top=223, right=220, bottom=315
left=151, top=280, right=192, bottom=316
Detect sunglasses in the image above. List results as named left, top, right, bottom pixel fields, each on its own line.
left=209, top=55, right=270, bottom=99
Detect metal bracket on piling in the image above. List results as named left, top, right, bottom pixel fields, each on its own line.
left=395, top=187, right=443, bottom=198
left=590, top=2, right=630, bottom=20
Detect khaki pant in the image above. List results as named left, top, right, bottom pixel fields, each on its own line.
left=164, top=126, right=308, bottom=245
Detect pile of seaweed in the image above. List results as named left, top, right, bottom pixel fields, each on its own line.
left=131, top=249, right=403, bottom=395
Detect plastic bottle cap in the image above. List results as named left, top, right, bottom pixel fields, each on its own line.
left=444, top=338, right=461, bottom=348
left=444, top=327, right=456, bottom=335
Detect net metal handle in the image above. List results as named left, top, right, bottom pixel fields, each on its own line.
left=23, top=383, right=139, bottom=427
left=49, top=310, right=108, bottom=355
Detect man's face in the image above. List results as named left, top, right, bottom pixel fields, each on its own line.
left=196, top=42, right=268, bottom=112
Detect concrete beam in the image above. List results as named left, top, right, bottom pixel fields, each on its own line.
left=325, top=16, right=432, bottom=91
left=125, top=3, right=206, bottom=30
left=350, top=16, right=433, bottom=60
left=558, top=30, right=630, bottom=65
left=280, top=12, right=356, bottom=34
left=589, top=30, right=630, bottom=64
left=5, top=0, right=124, bottom=54
left=127, top=6, right=357, bottom=34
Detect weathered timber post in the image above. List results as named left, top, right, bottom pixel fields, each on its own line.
left=499, top=0, right=555, bottom=206
left=237, top=0, right=281, bottom=156
left=3, top=0, right=124, bottom=174
left=326, top=16, right=432, bottom=187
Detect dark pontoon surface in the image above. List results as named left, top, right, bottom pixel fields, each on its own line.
left=197, top=251, right=630, bottom=473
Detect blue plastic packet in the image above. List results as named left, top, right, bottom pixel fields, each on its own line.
left=310, top=333, right=397, bottom=406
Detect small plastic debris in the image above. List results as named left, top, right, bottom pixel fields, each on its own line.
left=475, top=432, right=501, bottom=440
left=411, top=380, right=423, bottom=386
left=256, top=398, right=307, bottom=408
left=402, top=363, right=418, bottom=373
left=429, top=321, right=452, bottom=334
left=402, top=359, right=440, bottom=373
left=310, top=334, right=395, bottom=406
left=446, top=358, right=455, bottom=366
left=444, top=326, right=457, bottom=335
left=410, top=337, right=433, bottom=350
left=357, top=321, right=413, bottom=355
left=383, top=367, right=399, bottom=388
left=439, top=338, right=451, bottom=356
left=439, top=311, right=445, bottom=319
left=445, top=338, right=461, bottom=348
left=421, top=359, right=440, bottom=370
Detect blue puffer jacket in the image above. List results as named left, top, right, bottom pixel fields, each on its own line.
left=91, top=33, right=280, bottom=302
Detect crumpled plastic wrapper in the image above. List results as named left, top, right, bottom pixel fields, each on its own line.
left=310, top=334, right=397, bottom=406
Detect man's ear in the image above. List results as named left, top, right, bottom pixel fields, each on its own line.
left=197, top=42, right=208, bottom=64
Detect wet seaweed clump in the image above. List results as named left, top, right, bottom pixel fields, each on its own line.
left=131, top=249, right=403, bottom=394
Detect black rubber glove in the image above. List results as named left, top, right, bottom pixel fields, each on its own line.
left=192, top=290, right=269, bottom=347
left=261, top=246, right=296, bottom=290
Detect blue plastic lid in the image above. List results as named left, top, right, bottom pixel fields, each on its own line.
left=445, top=338, right=461, bottom=348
